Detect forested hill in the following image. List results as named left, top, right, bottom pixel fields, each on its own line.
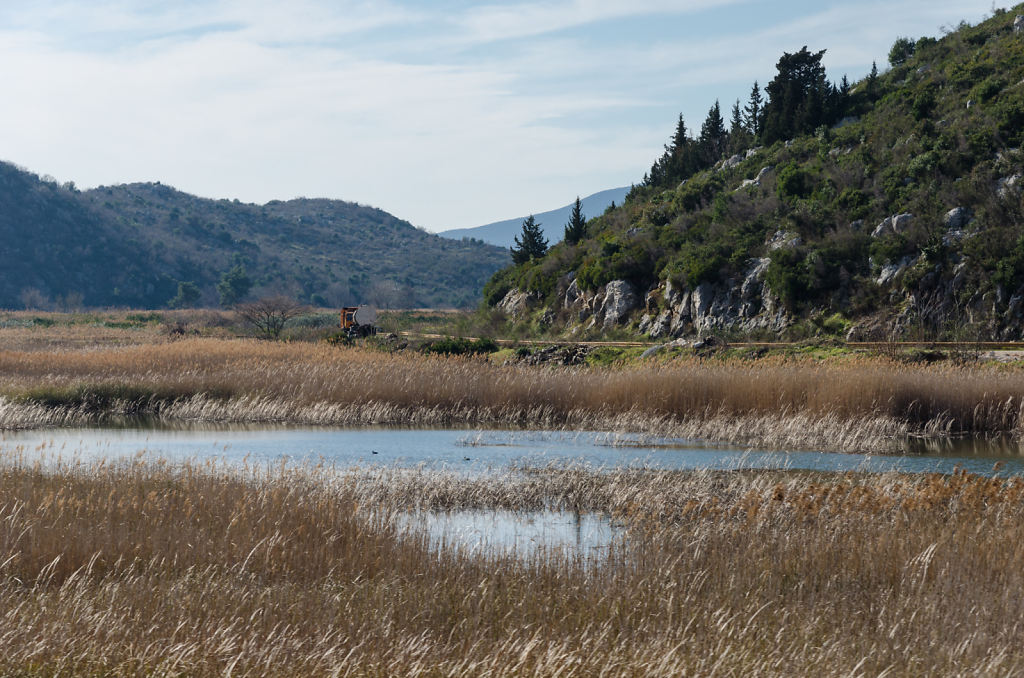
left=484, top=7, right=1024, bottom=341
left=0, top=164, right=508, bottom=310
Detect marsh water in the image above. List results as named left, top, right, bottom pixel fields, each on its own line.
left=3, top=425, right=1023, bottom=475
left=3, top=425, right=1023, bottom=557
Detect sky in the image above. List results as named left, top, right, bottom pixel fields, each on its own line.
left=0, top=0, right=1001, bottom=232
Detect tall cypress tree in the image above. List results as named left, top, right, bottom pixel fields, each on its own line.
left=699, top=100, right=727, bottom=165
left=728, top=99, right=751, bottom=152
left=744, top=81, right=763, bottom=137
left=563, top=197, right=587, bottom=245
left=866, top=61, right=879, bottom=101
left=511, top=215, right=548, bottom=264
left=671, top=114, right=689, bottom=152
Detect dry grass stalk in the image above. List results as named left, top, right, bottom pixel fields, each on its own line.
left=2, top=457, right=1024, bottom=675
left=2, top=338, right=1024, bottom=451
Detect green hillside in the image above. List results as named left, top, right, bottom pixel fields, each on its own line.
left=484, top=8, right=1024, bottom=341
left=0, top=165, right=508, bottom=310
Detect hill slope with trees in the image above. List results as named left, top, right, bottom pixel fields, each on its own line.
left=0, top=165, right=508, bottom=310
left=484, top=7, right=1024, bottom=341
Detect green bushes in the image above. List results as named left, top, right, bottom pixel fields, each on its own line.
left=776, top=163, right=813, bottom=201
left=765, top=248, right=812, bottom=312
left=420, top=337, right=499, bottom=356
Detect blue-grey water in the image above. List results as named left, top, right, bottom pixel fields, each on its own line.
left=1, top=426, right=1021, bottom=476
left=3, top=426, right=1020, bottom=557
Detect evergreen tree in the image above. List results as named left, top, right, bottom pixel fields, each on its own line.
left=888, top=37, right=915, bottom=67
left=671, top=114, right=689, bottom=152
left=866, top=61, right=879, bottom=101
left=563, top=197, right=588, bottom=245
left=761, top=47, right=832, bottom=144
left=728, top=99, right=751, bottom=152
left=217, top=263, right=252, bottom=307
left=169, top=281, right=201, bottom=309
left=744, top=81, right=763, bottom=137
left=510, top=215, right=548, bottom=264
left=698, top=100, right=727, bottom=165
left=729, top=99, right=744, bottom=135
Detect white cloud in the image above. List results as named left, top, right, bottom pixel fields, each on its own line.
left=456, top=0, right=750, bottom=43
left=0, top=0, right=1000, bottom=231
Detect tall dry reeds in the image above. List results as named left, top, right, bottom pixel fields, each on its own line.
left=2, top=338, right=1024, bottom=450
left=2, top=457, right=1024, bottom=675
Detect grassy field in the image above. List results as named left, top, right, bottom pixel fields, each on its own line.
left=1, top=331, right=1024, bottom=451
left=0, top=456, right=1022, bottom=676
left=3, top=312, right=1024, bottom=674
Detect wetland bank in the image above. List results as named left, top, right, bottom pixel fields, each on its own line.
left=5, top=316, right=1024, bottom=675
left=4, top=327, right=1024, bottom=454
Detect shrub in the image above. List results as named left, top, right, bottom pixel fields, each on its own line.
left=421, top=337, right=499, bottom=356
left=482, top=268, right=515, bottom=307
left=888, top=37, right=916, bottom=66
left=911, top=91, right=936, bottom=120
left=776, top=163, right=813, bottom=201
left=765, top=248, right=812, bottom=311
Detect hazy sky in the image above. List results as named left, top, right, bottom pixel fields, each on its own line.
left=0, top=0, right=998, bottom=231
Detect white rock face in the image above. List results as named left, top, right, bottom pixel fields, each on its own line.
left=692, top=283, right=715, bottom=321
left=876, top=256, right=916, bottom=286
left=1015, top=14, right=1024, bottom=33
left=601, top=280, right=640, bottom=329
left=892, top=213, right=914, bottom=233
left=755, top=166, right=773, bottom=184
left=767, top=230, right=802, bottom=251
left=741, top=258, right=771, bottom=301
left=718, top=153, right=745, bottom=171
left=872, top=217, right=893, bottom=238
left=664, top=279, right=683, bottom=308
left=564, top=279, right=583, bottom=309
left=944, top=207, right=972, bottom=230
left=645, top=310, right=673, bottom=339
left=497, top=289, right=534, bottom=319
left=998, top=174, right=1022, bottom=199
left=872, top=213, right=914, bottom=238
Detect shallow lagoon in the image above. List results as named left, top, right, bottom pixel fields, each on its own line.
left=2, top=425, right=1022, bottom=476
left=4, top=425, right=1022, bottom=556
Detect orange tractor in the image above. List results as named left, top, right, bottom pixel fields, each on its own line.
left=340, top=305, right=379, bottom=338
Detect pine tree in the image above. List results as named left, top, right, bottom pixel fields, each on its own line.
left=728, top=99, right=751, bottom=152
left=744, top=81, right=763, bottom=137
left=866, top=61, right=879, bottom=101
left=699, top=100, right=727, bottom=165
left=761, top=47, right=832, bottom=144
left=563, top=197, right=588, bottom=245
left=511, top=215, right=548, bottom=264
left=671, top=114, right=689, bottom=153
left=730, top=99, right=744, bottom=135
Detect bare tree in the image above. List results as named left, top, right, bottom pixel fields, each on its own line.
left=235, top=296, right=308, bottom=339
left=19, top=287, right=50, bottom=310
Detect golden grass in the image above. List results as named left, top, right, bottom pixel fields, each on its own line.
left=2, top=457, right=1024, bottom=675
left=1, top=337, right=1024, bottom=451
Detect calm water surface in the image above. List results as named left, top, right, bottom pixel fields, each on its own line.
left=1, top=425, right=1021, bottom=476
left=4, top=426, right=1020, bottom=556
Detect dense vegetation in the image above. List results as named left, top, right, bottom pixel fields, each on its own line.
left=0, top=166, right=508, bottom=310
left=486, top=7, right=1024, bottom=339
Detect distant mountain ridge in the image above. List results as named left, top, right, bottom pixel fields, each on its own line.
left=440, top=187, right=630, bottom=248
left=0, top=162, right=509, bottom=310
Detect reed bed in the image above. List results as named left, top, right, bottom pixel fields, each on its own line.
left=2, top=456, right=1024, bottom=675
left=1, top=338, right=1023, bottom=451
